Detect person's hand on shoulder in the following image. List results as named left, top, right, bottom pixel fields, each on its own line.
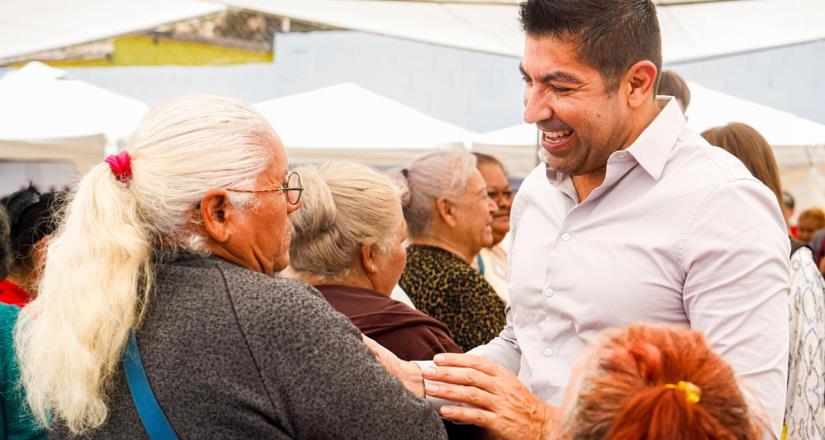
left=422, top=353, right=558, bottom=440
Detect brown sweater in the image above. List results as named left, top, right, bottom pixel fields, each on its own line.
left=316, top=284, right=462, bottom=361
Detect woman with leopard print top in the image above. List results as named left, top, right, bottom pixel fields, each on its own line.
left=392, top=151, right=506, bottom=351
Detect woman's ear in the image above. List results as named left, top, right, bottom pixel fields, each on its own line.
left=434, top=197, right=458, bottom=228
left=200, top=189, right=233, bottom=243
left=360, top=242, right=379, bottom=274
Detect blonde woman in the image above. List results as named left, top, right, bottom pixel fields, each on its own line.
left=14, top=96, right=446, bottom=439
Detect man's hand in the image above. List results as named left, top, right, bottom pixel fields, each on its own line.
left=422, top=353, right=558, bottom=440
left=361, top=335, right=425, bottom=398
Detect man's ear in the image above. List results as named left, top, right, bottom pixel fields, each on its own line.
left=623, top=60, right=658, bottom=109
left=360, top=243, right=379, bottom=274
left=434, top=197, right=458, bottom=228
left=200, top=189, right=234, bottom=243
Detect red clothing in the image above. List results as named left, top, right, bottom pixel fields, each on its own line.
left=316, top=284, right=463, bottom=361
left=0, top=279, right=29, bottom=307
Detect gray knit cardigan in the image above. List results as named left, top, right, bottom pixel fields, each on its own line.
left=52, top=254, right=447, bottom=439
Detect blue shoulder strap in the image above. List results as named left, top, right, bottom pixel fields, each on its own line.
left=123, top=332, right=180, bottom=440
left=476, top=253, right=486, bottom=277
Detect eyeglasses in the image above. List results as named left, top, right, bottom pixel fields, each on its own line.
left=226, top=171, right=303, bottom=205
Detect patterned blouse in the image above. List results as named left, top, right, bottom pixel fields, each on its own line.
left=399, top=245, right=506, bottom=351
left=784, top=246, right=825, bottom=439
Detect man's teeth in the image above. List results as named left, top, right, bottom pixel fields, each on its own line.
left=543, top=130, right=573, bottom=141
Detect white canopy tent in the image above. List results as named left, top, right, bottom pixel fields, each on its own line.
left=0, top=0, right=224, bottom=62
left=473, top=83, right=825, bottom=210
left=685, top=82, right=825, bottom=213
left=0, top=62, right=148, bottom=175
left=221, top=0, right=825, bottom=63
left=254, top=83, right=472, bottom=168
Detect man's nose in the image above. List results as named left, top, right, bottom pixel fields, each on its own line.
left=524, top=89, right=553, bottom=124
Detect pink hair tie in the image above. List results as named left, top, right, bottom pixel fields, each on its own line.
left=105, top=151, right=133, bottom=183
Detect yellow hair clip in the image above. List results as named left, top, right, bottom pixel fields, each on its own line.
left=664, top=381, right=701, bottom=404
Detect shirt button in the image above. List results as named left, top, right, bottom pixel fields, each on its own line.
left=561, top=233, right=571, bottom=241
left=543, top=287, right=555, bottom=297
left=544, top=347, right=554, bottom=357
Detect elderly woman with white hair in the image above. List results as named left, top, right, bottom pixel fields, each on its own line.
left=394, top=151, right=505, bottom=351
left=13, top=96, right=446, bottom=439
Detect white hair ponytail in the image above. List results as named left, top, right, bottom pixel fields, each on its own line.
left=14, top=95, right=273, bottom=434
left=16, top=164, right=152, bottom=431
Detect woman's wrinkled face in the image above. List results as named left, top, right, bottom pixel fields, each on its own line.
left=373, top=218, right=408, bottom=296
left=477, top=163, right=513, bottom=245
left=451, top=170, right=497, bottom=256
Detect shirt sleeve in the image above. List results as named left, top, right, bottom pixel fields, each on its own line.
left=470, top=188, right=527, bottom=373
left=233, top=281, right=447, bottom=440
left=468, top=304, right=522, bottom=374
left=681, top=178, right=790, bottom=440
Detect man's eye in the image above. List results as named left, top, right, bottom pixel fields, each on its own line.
left=552, top=86, right=573, bottom=93
left=522, top=76, right=532, bottom=84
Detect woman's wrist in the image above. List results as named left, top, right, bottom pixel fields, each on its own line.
left=403, top=361, right=426, bottom=398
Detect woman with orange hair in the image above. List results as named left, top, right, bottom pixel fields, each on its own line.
left=559, top=324, right=762, bottom=439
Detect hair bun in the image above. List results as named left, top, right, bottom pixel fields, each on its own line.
left=387, top=168, right=412, bottom=208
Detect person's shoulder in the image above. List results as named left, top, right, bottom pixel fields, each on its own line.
left=669, top=128, right=755, bottom=184
left=518, top=164, right=550, bottom=192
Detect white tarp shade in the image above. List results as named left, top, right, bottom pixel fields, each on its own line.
left=473, top=124, right=540, bottom=178
left=221, top=0, right=825, bottom=63
left=685, top=82, right=825, bottom=167
left=254, top=83, right=472, bottom=167
left=0, top=62, right=149, bottom=152
left=0, top=134, right=106, bottom=174
left=0, top=0, right=225, bottom=61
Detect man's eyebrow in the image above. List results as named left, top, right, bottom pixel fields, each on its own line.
left=519, top=63, right=583, bottom=85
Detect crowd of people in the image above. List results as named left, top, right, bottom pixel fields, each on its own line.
left=0, top=0, right=823, bottom=439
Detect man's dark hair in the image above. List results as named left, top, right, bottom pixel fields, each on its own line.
left=658, top=70, right=691, bottom=110
left=520, top=0, right=662, bottom=90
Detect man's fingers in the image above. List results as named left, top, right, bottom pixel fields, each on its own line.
left=439, top=405, right=498, bottom=430
left=425, top=382, right=497, bottom=409
left=422, top=364, right=498, bottom=394
left=433, top=353, right=502, bottom=376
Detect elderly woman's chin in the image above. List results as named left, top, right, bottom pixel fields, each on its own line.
left=481, top=226, right=495, bottom=248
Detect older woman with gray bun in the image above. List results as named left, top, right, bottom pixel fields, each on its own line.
left=393, top=150, right=505, bottom=351
left=14, top=96, right=446, bottom=439
left=288, top=162, right=462, bottom=361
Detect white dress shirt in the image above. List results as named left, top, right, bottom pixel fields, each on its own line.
left=471, top=98, right=790, bottom=438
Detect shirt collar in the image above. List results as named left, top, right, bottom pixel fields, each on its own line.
left=544, top=96, right=685, bottom=187
left=625, top=96, right=686, bottom=180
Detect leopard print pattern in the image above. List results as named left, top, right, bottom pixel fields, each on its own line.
left=400, top=245, right=506, bottom=351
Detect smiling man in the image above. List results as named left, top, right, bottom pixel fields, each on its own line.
left=406, top=0, right=791, bottom=438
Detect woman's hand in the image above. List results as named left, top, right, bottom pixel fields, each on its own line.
left=362, top=335, right=425, bottom=398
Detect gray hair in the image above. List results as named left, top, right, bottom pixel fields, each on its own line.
left=289, top=162, right=403, bottom=280
left=389, top=150, right=477, bottom=237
